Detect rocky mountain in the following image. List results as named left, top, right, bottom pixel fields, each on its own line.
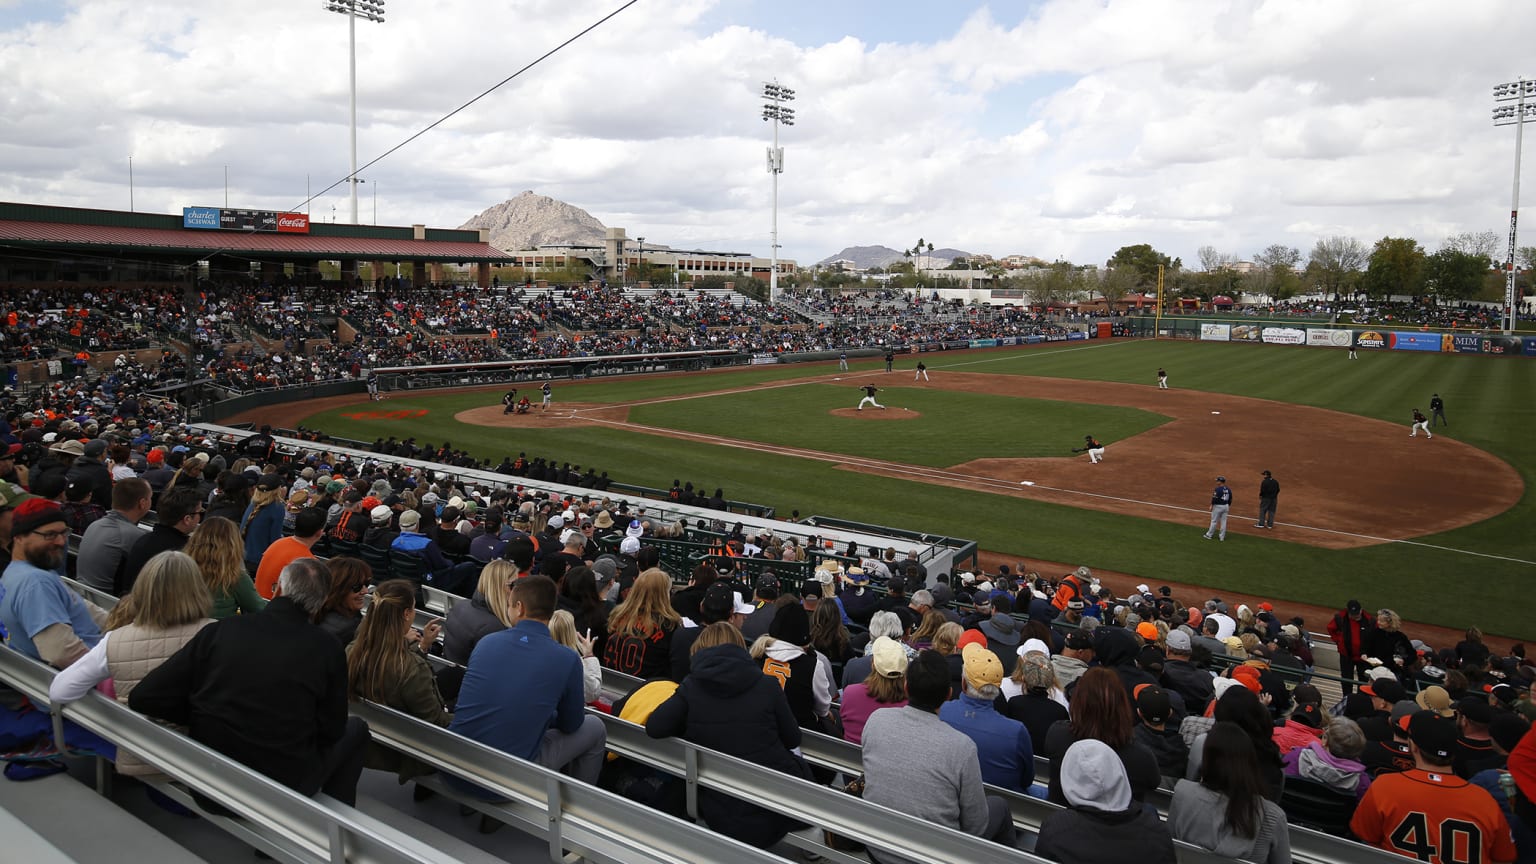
left=817, top=245, right=974, bottom=270
left=459, top=191, right=607, bottom=252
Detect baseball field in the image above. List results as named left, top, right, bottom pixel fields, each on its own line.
left=286, top=338, right=1535, bottom=636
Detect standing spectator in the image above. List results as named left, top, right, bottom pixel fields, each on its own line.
left=1328, top=599, right=1377, bottom=694
left=120, top=486, right=203, bottom=593
left=184, top=516, right=266, bottom=620
left=645, top=622, right=813, bottom=849
left=1035, top=739, right=1177, bottom=864
left=0, top=499, right=106, bottom=666
left=75, top=478, right=151, bottom=595
left=602, top=568, right=681, bottom=679
left=47, top=551, right=213, bottom=776
left=64, top=438, right=112, bottom=509
left=449, top=576, right=606, bottom=787
left=345, top=578, right=451, bottom=786
left=1203, top=475, right=1232, bottom=541
left=1352, top=711, right=1517, bottom=864
left=129, top=558, right=370, bottom=806
left=254, top=507, right=325, bottom=600
left=241, top=474, right=286, bottom=575
left=839, top=636, right=908, bottom=745
left=1362, top=608, right=1416, bottom=683
left=1170, top=722, right=1291, bottom=863
left=861, top=650, right=1016, bottom=863
left=1043, top=666, right=1162, bottom=805
left=939, top=643, right=1035, bottom=793
left=1254, top=470, right=1279, bottom=529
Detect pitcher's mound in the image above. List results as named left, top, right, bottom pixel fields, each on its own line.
left=830, top=407, right=920, bottom=420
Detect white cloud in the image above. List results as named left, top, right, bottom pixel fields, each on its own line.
left=0, top=0, right=1532, bottom=266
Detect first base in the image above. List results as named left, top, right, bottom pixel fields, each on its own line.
left=1020, top=481, right=1035, bottom=486
left=1211, top=411, right=1221, bottom=415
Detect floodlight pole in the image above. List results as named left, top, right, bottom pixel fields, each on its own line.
left=763, top=81, right=796, bottom=303
left=326, top=0, right=385, bottom=225
left=1494, top=77, right=1536, bottom=332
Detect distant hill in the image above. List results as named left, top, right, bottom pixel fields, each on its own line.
left=817, top=245, right=973, bottom=270
left=459, top=191, right=607, bottom=252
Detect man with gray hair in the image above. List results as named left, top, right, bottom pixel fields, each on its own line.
left=130, top=557, right=369, bottom=806
left=939, top=643, right=1035, bottom=793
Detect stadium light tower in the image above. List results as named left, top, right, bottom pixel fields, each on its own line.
left=1494, top=77, right=1536, bottom=332
left=325, top=0, right=385, bottom=225
left=762, top=81, right=795, bottom=302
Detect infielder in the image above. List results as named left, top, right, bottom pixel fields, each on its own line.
left=367, top=374, right=380, bottom=401
left=1157, top=367, right=1168, bottom=389
left=857, top=384, right=886, bottom=410
left=914, top=360, right=929, bottom=381
left=1071, top=435, right=1106, bottom=463
left=1203, top=475, right=1232, bottom=541
left=1410, top=408, right=1431, bottom=439
left=541, top=381, right=552, bottom=411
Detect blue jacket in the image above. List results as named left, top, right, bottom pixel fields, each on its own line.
left=450, top=620, right=584, bottom=762
left=241, top=502, right=285, bottom=569
left=390, top=531, right=451, bottom=573
left=938, top=691, right=1035, bottom=793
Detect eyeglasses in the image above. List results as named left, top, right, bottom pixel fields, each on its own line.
left=349, top=583, right=368, bottom=593
left=33, top=529, right=71, bottom=541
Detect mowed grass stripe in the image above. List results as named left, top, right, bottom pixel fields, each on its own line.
left=304, top=339, right=1536, bottom=633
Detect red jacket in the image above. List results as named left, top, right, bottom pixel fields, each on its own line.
left=1327, top=610, right=1375, bottom=661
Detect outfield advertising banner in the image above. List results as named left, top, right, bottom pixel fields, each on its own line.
left=1306, top=328, right=1353, bottom=347
left=1354, top=330, right=1388, bottom=350
left=1524, top=337, right=1536, bottom=356
left=968, top=339, right=998, bottom=349
left=1446, top=334, right=1482, bottom=355
left=1261, top=327, right=1306, bottom=345
left=1390, top=332, right=1441, bottom=352
left=1230, top=324, right=1262, bottom=342
left=749, top=354, right=778, bottom=365
left=1067, top=332, right=1088, bottom=341
left=1025, top=335, right=1045, bottom=344
left=1481, top=336, right=1523, bottom=356
left=1199, top=323, right=1231, bottom=342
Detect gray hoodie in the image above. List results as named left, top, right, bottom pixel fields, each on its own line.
left=1168, top=779, right=1291, bottom=864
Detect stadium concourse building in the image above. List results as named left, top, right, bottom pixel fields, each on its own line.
left=0, top=201, right=514, bottom=286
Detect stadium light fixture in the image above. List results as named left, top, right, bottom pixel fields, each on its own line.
left=762, top=80, right=795, bottom=302
left=1493, top=77, right=1536, bottom=332
left=325, top=0, right=386, bottom=226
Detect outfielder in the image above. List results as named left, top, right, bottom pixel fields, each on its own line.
left=857, top=384, right=886, bottom=411
left=838, top=350, right=849, bottom=371
left=1410, top=408, right=1432, bottom=439
left=1157, top=367, right=1168, bottom=390
left=914, top=360, right=929, bottom=381
left=1071, top=435, right=1106, bottom=463
left=1203, top=475, right=1232, bottom=541
left=541, top=381, right=552, bottom=411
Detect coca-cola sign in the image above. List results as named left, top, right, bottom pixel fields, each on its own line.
left=181, top=206, right=310, bottom=234
left=276, top=213, right=309, bottom=234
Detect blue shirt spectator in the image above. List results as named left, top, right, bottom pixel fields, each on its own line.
left=939, top=644, right=1035, bottom=793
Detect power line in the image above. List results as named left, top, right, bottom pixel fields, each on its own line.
left=292, top=0, right=642, bottom=215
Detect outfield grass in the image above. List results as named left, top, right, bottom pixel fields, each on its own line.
left=303, top=340, right=1536, bottom=635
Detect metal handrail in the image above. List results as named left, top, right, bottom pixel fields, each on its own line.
left=0, top=648, right=444, bottom=864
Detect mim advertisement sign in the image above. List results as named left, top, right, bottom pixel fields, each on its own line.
left=183, top=207, right=310, bottom=234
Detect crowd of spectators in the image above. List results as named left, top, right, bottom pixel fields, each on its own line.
left=1, top=409, right=1533, bottom=860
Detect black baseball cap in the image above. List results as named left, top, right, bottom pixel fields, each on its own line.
left=1408, top=711, right=1457, bottom=760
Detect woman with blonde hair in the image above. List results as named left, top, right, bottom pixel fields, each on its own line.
left=443, top=560, right=517, bottom=665
left=49, top=551, right=213, bottom=776
left=907, top=609, right=948, bottom=652
left=346, top=579, right=449, bottom=785
left=184, top=515, right=266, bottom=619
left=241, top=475, right=287, bottom=573
left=603, top=567, right=681, bottom=678
left=548, top=610, right=602, bottom=704
left=1362, top=607, right=1415, bottom=680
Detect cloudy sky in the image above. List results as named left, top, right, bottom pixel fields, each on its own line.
left=1, top=0, right=1533, bottom=266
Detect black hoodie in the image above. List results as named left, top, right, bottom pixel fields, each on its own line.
left=646, top=644, right=811, bottom=847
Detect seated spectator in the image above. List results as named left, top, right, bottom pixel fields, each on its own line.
left=184, top=516, right=266, bottom=620
left=548, top=610, right=601, bottom=704
left=59, top=477, right=104, bottom=536
left=1161, top=628, right=1214, bottom=715
left=129, top=558, right=369, bottom=806
left=121, top=486, right=202, bottom=592
left=1454, top=695, right=1504, bottom=779
left=48, top=551, right=213, bottom=776
left=1282, top=717, right=1373, bottom=800
left=753, top=602, right=836, bottom=732
left=389, top=509, right=453, bottom=583
left=809, top=588, right=855, bottom=682
left=75, top=477, right=152, bottom=595
left=442, top=560, right=516, bottom=666
left=556, top=565, right=609, bottom=655
left=843, top=610, right=911, bottom=688
left=241, top=475, right=287, bottom=574
left=1273, top=700, right=1327, bottom=754
left=1186, top=684, right=1286, bottom=799
left=345, top=579, right=450, bottom=787
left=939, top=642, right=1035, bottom=793
left=313, top=557, right=371, bottom=646
left=449, top=575, right=606, bottom=790
left=0, top=499, right=106, bottom=667
left=646, top=621, right=813, bottom=848
left=204, top=472, right=252, bottom=524
left=862, top=649, right=1016, bottom=863
left=1133, top=684, right=1190, bottom=781
left=669, top=581, right=751, bottom=681
left=602, top=568, right=681, bottom=679
left=1170, top=722, right=1291, bottom=863
left=839, top=636, right=908, bottom=745
left=1051, top=628, right=1094, bottom=691
left=361, top=504, right=398, bottom=548
left=1044, top=666, right=1161, bottom=805
left=254, top=507, right=325, bottom=600
left=1035, top=738, right=1178, bottom=864
left=1005, top=652, right=1069, bottom=754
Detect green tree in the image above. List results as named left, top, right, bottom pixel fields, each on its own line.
left=1422, top=249, right=1490, bottom=301
left=1307, top=236, right=1367, bottom=304
left=1095, top=266, right=1137, bottom=305
left=1360, top=236, right=1425, bottom=299
left=1107, top=244, right=1181, bottom=288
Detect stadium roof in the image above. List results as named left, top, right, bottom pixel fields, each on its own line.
left=0, top=202, right=513, bottom=263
